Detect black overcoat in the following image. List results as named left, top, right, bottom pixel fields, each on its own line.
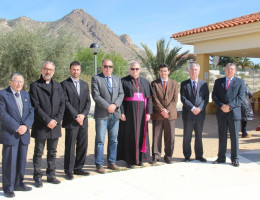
left=29, top=76, right=65, bottom=139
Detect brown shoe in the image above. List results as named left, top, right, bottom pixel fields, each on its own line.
left=107, top=163, right=120, bottom=170
left=96, top=166, right=106, bottom=174
left=242, top=134, right=252, bottom=138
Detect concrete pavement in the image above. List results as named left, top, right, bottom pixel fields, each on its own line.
left=0, top=109, right=260, bottom=199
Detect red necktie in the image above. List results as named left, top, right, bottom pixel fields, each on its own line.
left=163, top=81, right=167, bottom=91
left=226, top=79, right=231, bottom=90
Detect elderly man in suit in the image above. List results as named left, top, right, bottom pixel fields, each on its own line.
left=0, top=73, right=34, bottom=198
left=180, top=63, right=209, bottom=162
left=61, top=61, right=91, bottom=180
left=29, top=61, right=65, bottom=187
left=212, top=63, right=245, bottom=167
left=91, top=59, right=124, bottom=174
left=151, top=64, right=178, bottom=164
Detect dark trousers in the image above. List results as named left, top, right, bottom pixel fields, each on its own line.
left=64, top=126, right=88, bottom=173
left=33, top=138, right=58, bottom=178
left=183, top=118, right=204, bottom=159
left=152, top=119, right=175, bottom=160
left=217, top=115, right=240, bottom=162
left=241, top=120, right=248, bottom=136
left=2, top=141, right=28, bottom=193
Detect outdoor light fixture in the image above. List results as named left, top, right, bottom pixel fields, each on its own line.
left=90, top=43, right=101, bottom=75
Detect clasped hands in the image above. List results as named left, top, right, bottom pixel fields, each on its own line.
left=76, top=114, right=85, bottom=126
left=107, top=104, right=117, bottom=114
left=47, top=119, right=58, bottom=129
left=192, top=107, right=201, bottom=115
left=17, top=125, right=27, bottom=135
left=160, top=108, right=169, bottom=118
left=221, top=104, right=231, bottom=113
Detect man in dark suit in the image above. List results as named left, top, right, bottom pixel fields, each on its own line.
left=0, top=73, right=34, bottom=198
left=212, top=63, right=245, bottom=167
left=180, top=63, right=209, bottom=162
left=29, top=61, right=65, bottom=187
left=61, top=61, right=91, bottom=180
left=151, top=64, right=178, bottom=164
left=91, top=59, right=124, bottom=174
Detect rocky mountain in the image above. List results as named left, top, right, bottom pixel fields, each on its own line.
left=0, top=9, right=144, bottom=61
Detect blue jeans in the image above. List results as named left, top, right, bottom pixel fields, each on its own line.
left=95, top=114, right=119, bottom=166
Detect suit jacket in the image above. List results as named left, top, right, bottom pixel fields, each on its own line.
left=91, top=72, right=124, bottom=119
left=0, top=87, right=34, bottom=145
left=61, top=78, right=91, bottom=129
left=180, top=79, right=209, bottom=121
left=212, top=76, right=245, bottom=120
left=151, top=78, right=178, bottom=120
left=29, top=76, right=65, bottom=139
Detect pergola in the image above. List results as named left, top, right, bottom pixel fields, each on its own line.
left=171, top=12, right=260, bottom=114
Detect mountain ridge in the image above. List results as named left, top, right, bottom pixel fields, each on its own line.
left=0, top=9, right=144, bottom=61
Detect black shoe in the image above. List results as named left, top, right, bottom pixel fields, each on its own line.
left=47, top=176, right=61, bottom=184
left=14, top=185, right=32, bottom=191
left=183, top=158, right=190, bottom=162
left=195, top=157, right=207, bottom=162
left=65, top=172, right=74, bottom=180
left=212, top=159, right=226, bottom=164
left=164, top=157, right=173, bottom=164
left=150, top=159, right=159, bottom=165
left=4, top=191, right=15, bottom=198
left=74, top=169, right=90, bottom=176
left=138, top=162, right=143, bottom=166
left=232, top=160, right=240, bottom=167
left=34, top=177, right=43, bottom=188
left=127, top=164, right=134, bottom=169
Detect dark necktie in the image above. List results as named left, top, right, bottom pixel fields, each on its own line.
left=74, top=81, right=80, bottom=96
left=15, top=93, right=20, bottom=98
left=106, top=77, right=112, bottom=93
left=193, top=81, right=197, bottom=94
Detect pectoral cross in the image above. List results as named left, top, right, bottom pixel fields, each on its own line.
left=136, top=87, right=140, bottom=98
left=136, top=92, right=140, bottom=98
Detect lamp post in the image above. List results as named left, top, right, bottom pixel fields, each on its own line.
left=90, top=43, right=100, bottom=75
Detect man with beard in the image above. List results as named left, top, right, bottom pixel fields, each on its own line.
left=29, top=61, right=65, bottom=187
left=61, top=61, right=91, bottom=180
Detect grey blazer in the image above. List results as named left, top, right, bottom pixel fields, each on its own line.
left=91, top=72, right=124, bottom=119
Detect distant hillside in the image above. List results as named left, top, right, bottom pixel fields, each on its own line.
left=0, top=9, right=144, bottom=61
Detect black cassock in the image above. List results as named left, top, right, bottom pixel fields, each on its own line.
left=117, top=75, right=154, bottom=165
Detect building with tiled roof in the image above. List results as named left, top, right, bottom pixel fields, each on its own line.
left=171, top=12, right=260, bottom=113
left=171, top=12, right=260, bottom=39
left=171, top=12, right=260, bottom=80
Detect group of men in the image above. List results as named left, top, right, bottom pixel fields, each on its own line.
left=0, top=59, right=244, bottom=198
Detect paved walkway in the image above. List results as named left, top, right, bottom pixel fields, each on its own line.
left=0, top=111, right=260, bottom=199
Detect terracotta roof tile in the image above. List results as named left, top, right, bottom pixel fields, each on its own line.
left=171, top=12, right=260, bottom=38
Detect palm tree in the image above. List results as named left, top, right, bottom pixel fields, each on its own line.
left=134, top=38, right=193, bottom=79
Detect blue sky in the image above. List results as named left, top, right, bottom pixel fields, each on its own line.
left=1, top=0, right=260, bottom=63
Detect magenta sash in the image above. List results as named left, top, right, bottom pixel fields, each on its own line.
left=124, top=93, right=148, bottom=153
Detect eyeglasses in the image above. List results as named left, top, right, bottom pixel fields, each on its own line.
left=130, top=68, right=140, bottom=71
left=103, top=65, right=113, bottom=69
left=43, top=68, right=54, bottom=72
